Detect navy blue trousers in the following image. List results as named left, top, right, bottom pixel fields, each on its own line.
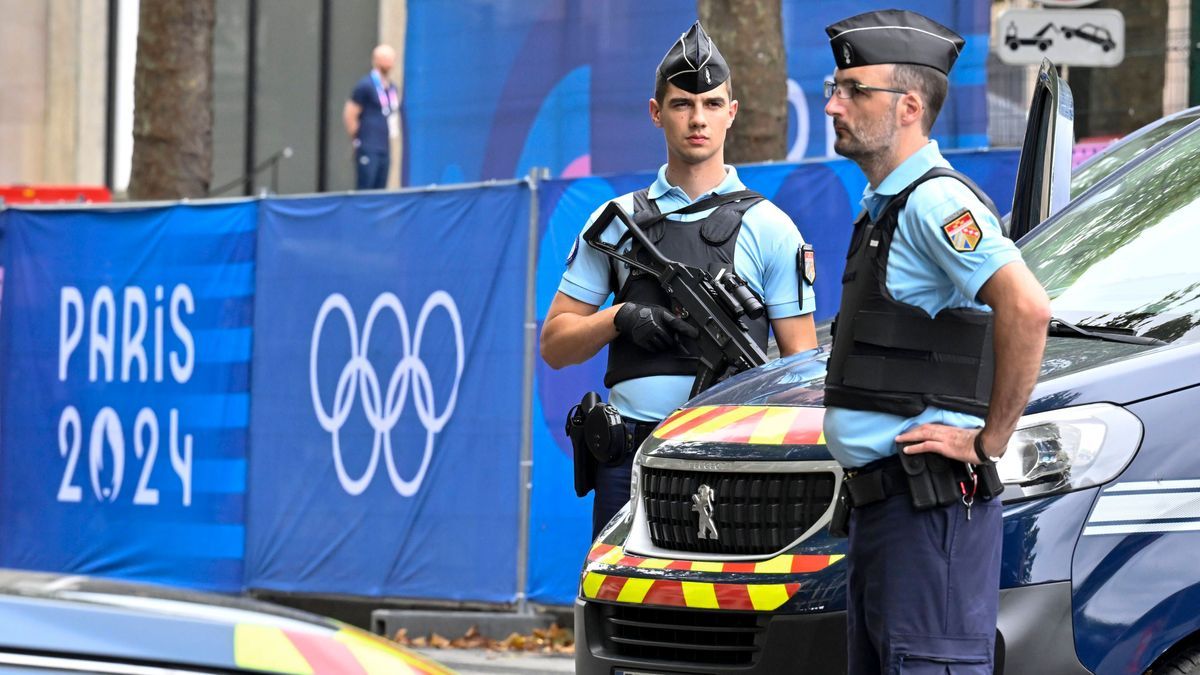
left=592, top=448, right=634, bottom=539
left=354, top=148, right=389, bottom=190
left=591, top=419, right=658, bottom=538
left=847, top=493, right=1002, bottom=674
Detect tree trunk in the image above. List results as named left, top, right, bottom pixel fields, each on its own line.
left=128, top=0, right=216, bottom=200
left=1072, top=0, right=1167, bottom=138
left=698, top=0, right=787, bottom=164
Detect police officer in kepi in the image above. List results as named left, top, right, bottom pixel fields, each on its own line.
left=541, top=21, right=819, bottom=538
left=820, top=10, right=1052, bottom=673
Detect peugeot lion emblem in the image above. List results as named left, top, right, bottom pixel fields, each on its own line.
left=692, top=484, right=719, bottom=540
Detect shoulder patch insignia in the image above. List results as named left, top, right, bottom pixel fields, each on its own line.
left=942, top=209, right=982, bottom=253
left=799, top=244, right=816, bottom=285
left=565, top=238, right=579, bottom=267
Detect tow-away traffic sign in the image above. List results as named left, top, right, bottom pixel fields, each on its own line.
left=996, top=9, right=1124, bottom=67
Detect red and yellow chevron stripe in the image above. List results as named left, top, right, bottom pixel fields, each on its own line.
left=233, top=624, right=455, bottom=675
left=587, top=543, right=843, bottom=576
left=582, top=571, right=801, bottom=611
left=582, top=544, right=844, bottom=611
left=654, top=405, right=826, bottom=445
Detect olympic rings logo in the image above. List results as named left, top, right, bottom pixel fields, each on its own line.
left=310, top=291, right=464, bottom=497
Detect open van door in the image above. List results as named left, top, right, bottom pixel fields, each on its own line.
left=1009, top=59, right=1074, bottom=241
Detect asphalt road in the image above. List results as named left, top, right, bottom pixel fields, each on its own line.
left=414, top=648, right=575, bottom=674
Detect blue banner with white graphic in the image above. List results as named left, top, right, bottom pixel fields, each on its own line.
left=0, top=203, right=256, bottom=592
left=527, top=148, right=1020, bottom=604
left=0, top=148, right=1019, bottom=604
left=784, top=0, right=993, bottom=158
left=403, top=0, right=990, bottom=186
left=246, top=186, right=530, bottom=602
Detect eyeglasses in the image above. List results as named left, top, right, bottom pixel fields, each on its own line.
left=823, top=80, right=908, bottom=100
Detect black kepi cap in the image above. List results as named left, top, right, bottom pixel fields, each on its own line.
left=826, top=9, right=965, bottom=75
left=657, top=21, right=730, bottom=94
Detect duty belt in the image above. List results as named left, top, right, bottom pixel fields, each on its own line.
left=843, top=454, right=910, bottom=508
left=843, top=451, right=1004, bottom=511
left=623, top=417, right=661, bottom=450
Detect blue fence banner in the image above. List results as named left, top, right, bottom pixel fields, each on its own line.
left=0, top=203, right=256, bottom=592
left=784, top=0, right=993, bottom=158
left=0, top=148, right=1018, bottom=605
left=247, top=186, right=530, bottom=602
left=527, top=149, right=1020, bottom=604
left=403, top=0, right=989, bottom=186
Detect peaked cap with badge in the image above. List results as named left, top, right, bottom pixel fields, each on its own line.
left=657, top=21, right=730, bottom=94
left=826, top=9, right=965, bottom=75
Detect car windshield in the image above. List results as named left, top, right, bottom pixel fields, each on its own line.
left=1021, top=124, right=1200, bottom=345
left=1070, top=112, right=1200, bottom=197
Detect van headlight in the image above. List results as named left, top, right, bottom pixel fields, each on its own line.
left=995, top=403, right=1142, bottom=500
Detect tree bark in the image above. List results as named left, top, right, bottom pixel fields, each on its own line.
left=128, top=0, right=216, bottom=200
left=698, top=0, right=788, bottom=163
left=1072, top=0, right=1167, bottom=138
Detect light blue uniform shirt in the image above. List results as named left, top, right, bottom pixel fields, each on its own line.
left=823, top=142, right=1022, bottom=468
left=560, top=164, right=816, bottom=421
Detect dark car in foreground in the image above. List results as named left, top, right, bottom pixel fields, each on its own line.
left=0, top=569, right=454, bottom=674
left=575, top=66, right=1200, bottom=675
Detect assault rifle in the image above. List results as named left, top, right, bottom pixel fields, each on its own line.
left=583, top=201, right=768, bottom=398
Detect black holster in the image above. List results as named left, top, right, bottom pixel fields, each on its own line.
left=566, top=393, right=601, bottom=498
left=583, top=401, right=630, bottom=466
left=566, top=392, right=637, bottom=498
left=975, top=459, right=1005, bottom=499
left=829, top=485, right=851, bottom=538
left=837, top=451, right=1004, bottom=526
left=900, top=451, right=1004, bottom=510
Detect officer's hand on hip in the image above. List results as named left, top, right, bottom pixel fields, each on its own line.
left=897, top=424, right=1002, bottom=465
left=614, top=302, right=699, bottom=352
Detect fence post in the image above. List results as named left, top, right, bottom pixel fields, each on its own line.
left=515, top=167, right=543, bottom=613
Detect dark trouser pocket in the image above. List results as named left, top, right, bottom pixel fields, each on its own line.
left=890, top=635, right=991, bottom=674
left=894, top=654, right=990, bottom=674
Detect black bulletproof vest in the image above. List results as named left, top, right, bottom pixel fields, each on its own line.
left=604, top=189, right=769, bottom=389
left=824, top=168, right=1001, bottom=418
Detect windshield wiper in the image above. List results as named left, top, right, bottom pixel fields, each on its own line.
left=1047, top=317, right=1167, bottom=346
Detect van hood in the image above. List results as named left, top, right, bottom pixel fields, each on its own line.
left=643, top=337, right=1200, bottom=460
left=692, top=337, right=1200, bottom=411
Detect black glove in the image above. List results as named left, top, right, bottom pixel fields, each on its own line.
left=614, top=302, right=699, bottom=352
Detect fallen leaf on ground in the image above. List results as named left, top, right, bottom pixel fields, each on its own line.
left=429, top=633, right=451, bottom=648
left=384, top=620, right=575, bottom=653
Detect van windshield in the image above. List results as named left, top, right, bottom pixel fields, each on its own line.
left=1020, top=125, right=1200, bottom=345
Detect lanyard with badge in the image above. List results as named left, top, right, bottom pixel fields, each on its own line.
left=371, top=70, right=400, bottom=139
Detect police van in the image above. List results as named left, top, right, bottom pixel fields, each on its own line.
left=575, top=63, right=1200, bottom=675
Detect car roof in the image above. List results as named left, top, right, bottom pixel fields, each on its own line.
left=0, top=570, right=449, bottom=675
left=1072, top=104, right=1200, bottom=178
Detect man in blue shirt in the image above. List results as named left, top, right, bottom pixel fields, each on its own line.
left=541, top=22, right=818, bottom=537
left=343, top=45, right=398, bottom=190
left=821, top=10, right=1051, bottom=674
